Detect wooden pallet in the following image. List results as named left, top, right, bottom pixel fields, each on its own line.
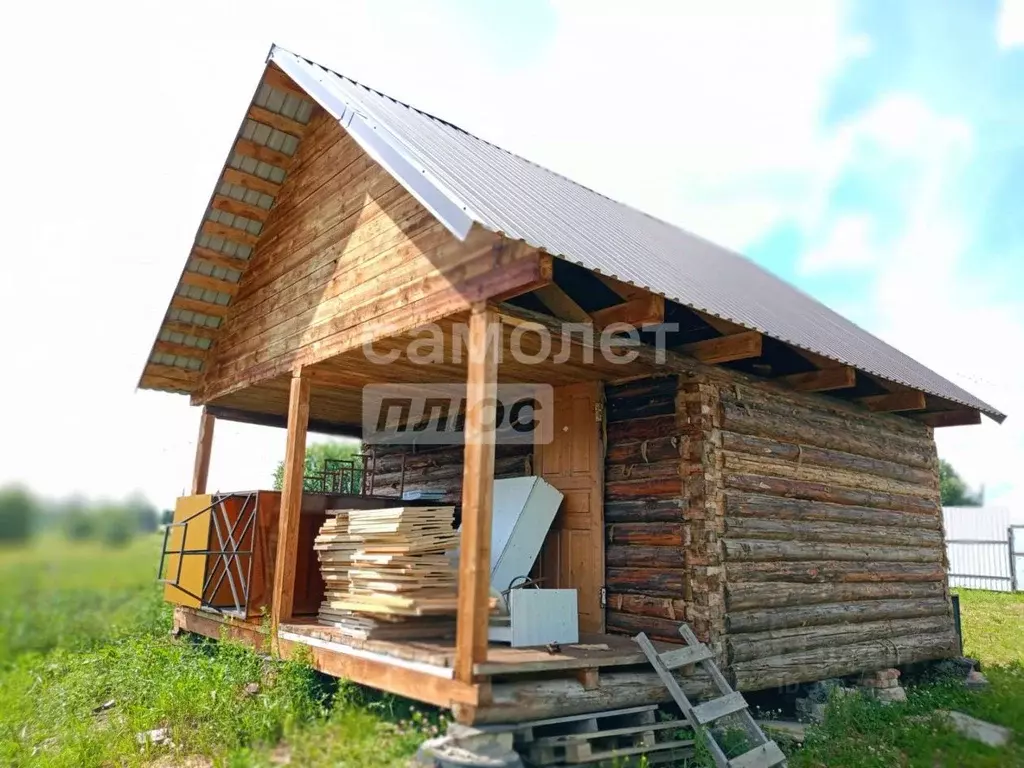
left=511, top=704, right=695, bottom=767
left=635, top=623, right=787, bottom=768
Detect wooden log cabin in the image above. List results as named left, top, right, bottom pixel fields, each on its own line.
left=141, top=46, right=1006, bottom=725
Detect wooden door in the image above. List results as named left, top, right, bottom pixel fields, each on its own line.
left=533, top=381, right=605, bottom=632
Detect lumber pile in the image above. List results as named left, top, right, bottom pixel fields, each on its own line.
left=315, top=506, right=459, bottom=640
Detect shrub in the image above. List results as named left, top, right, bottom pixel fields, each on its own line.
left=0, top=486, right=36, bottom=545
left=96, top=508, right=136, bottom=548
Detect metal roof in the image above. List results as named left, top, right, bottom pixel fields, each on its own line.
left=269, top=47, right=1005, bottom=423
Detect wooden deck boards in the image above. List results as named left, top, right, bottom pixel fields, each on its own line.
left=277, top=618, right=673, bottom=675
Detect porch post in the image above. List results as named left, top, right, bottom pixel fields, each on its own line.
left=191, top=407, right=216, bottom=495
left=271, top=370, right=310, bottom=638
left=454, top=303, right=499, bottom=684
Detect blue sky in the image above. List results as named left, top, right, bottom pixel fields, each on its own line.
left=0, top=0, right=1021, bottom=508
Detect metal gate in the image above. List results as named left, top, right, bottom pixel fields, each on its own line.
left=158, top=492, right=259, bottom=615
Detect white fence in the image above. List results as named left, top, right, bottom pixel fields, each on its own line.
left=943, top=506, right=1024, bottom=592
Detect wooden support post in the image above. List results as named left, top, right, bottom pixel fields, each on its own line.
left=271, top=371, right=311, bottom=640
left=454, top=304, right=499, bottom=684
left=191, top=407, right=216, bottom=495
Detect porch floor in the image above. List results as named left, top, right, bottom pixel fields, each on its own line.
left=278, top=617, right=671, bottom=677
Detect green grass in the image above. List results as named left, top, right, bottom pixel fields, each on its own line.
left=0, top=537, right=432, bottom=767
left=0, top=538, right=1021, bottom=767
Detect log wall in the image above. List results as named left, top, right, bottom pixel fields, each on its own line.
left=716, top=380, right=957, bottom=690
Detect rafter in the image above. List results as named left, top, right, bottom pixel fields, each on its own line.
left=679, top=331, right=763, bottom=364
left=533, top=283, right=590, bottom=323
left=692, top=308, right=749, bottom=336
left=262, top=64, right=308, bottom=97
left=170, top=296, right=230, bottom=318
left=246, top=105, right=306, bottom=138
left=200, top=220, right=259, bottom=248
left=591, top=294, right=665, bottom=329
left=189, top=246, right=251, bottom=274
left=233, top=138, right=293, bottom=170
left=780, top=366, right=856, bottom=392
left=913, top=409, right=982, bottom=428
left=594, top=272, right=648, bottom=300
left=211, top=194, right=271, bottom=223
left=220, top=168, right=282, bottom=197
left=160, top=319, right=219, bottom=341
left=181, top=271, right=241, bottom=297
left=153, top=340, right=209, bottom=360
left=858, top=391, right=927, bottom=413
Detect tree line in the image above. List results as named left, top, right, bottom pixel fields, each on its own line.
left=0, top=485, right=161, bottom=547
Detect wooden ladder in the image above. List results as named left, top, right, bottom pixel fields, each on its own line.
left=634, top=623, right=787, bottom=768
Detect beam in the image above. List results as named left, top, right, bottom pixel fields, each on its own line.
left=153, top=340, right=209, bottom=360
left=143, top=363, right=200, bottom=386
left=246, top=104, right=306, bottom=138
left=189, top=245, right=251, bottom=274
left=591, top=294, right=665, bottom=329
left=594, top=272, right=648, bottom=301
left=220, top=167, right=282, bottom=197
left=200, top=220, right=260, bottom=248
left=454, top=304, right=499, bottom=685
left=211, top=194, right=271, bottom=223
left=679, top=331, right=763, bottom=364
left=191, top=408, right=216, bottom=495
left=262, top=64, right=309, bottom=98
left=780, top=366, right=857, bottom=392
left=489, top=250, right=552, bottom=302
left=160, top=319, right=219, bottom=341
left=533, top=283, right=591, bottom=323
left=858, top=391, right=927, bottom=413
left=170, top=295, right=231, bottom=319
left=233, top=138, right=293, bottom=170
left=913, top=409, right=982, bottom=428
left=271, top=371, right=311, bottom=638
left=180, top=271, right=242, bottom=297
left=205, top=405, right=361, bottom=438
left=692, top=308, right=749, bottom=336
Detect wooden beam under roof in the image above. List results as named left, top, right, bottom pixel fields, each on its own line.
left=591, top=294, right=665, bottom=329
left=679, top=331, right=763, bottom=364
left=205, top=405, right=362, bottom=437
left=262, top=64, right=308, bottom=98
left=211, top=194, right=271, bottom=224
left=170, top=295, right=230, bottom=318
left=180, top=271, right=241, bottom=297
left=246, top=105, right=306, bottom=138
left=858, top=391, right=927, bottom=413
left=201, top=220, right=260, bottom=248
left=913, top=409, right=982, bottom=428
left=188, top=246, right=250, bottom=274
left=153, top=340, right=208, bottom=360
left=779, top=366, right=857, bottom=392
left=220, top=168, right=282, bottom=197
left=161, top=319, right=219, bottom=341
left=594, top=272, right=648, bottom=301
left=233, top=138, right=293, bottom=170
left=533, top=283, right=591, bottom=323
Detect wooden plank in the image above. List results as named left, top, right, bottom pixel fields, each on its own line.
left=191, top=407, right=215, bottom=495
left=692, top=691, right=747, bottom=724
left=247, top=104, right=306, bottom=137
left=220, top=167, right=282, bottom=197
left=454, top=304, right=499, bottom=684
left=680, top=331, right=762, bottom=364
left=180, top=271, right=241, bottom=297
left=189, top=245, right=251, bottom=274
left=211, top=194, right=271, bottom=223
left=233, top=137, right=294, bottom=169
left=271, top=371, right=311, bottom=636
left=205, top=405, right=361, bottom=438
left=142, top=363, right=199, bottom=385
left=153, top=340, right=208, bottom=360
left=594, top=272, right=649, bottom=301
left=200, top=220, right=260, bottom=248
left=858, top=391, right=927, bottom=413
left=660, top=644, right=713, bottom=670
left=489, top=249, right=552, bottom=302
left=913, top=409, right=982, bottom=428
left=729, top=741, right=786, bottom=768
left=262, top=64, right=309, bottom=98
left=779, top=366, right=856, bottom=392
left=533, top=283, right=591, bottom=323
left=160, top=319, right=219, bottom=341
left=170, top=296, right=230, bottom=319
left=591, top=295, right=665, bottom=328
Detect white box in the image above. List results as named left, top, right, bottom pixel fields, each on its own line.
left=488, top=588, right=579, bottom=647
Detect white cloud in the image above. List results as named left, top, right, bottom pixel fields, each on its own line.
left=998, top=0, right=1024, bottom=48
left=801, top=215, right=877, bottom=273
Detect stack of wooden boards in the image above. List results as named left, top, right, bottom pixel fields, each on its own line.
left=315, top=506, right=459, bottom=640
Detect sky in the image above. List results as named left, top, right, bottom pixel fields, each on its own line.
left=0, top=0, right=1021, bottom=510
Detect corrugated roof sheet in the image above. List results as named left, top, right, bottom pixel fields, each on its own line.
left=270, top=47, right=1004, bottom=422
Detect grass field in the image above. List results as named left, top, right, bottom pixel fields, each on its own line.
left=0, top=537, right=1020, bottom=767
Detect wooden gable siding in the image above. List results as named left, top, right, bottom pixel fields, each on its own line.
left=196, top=113, right=543, bottom=404
left=715, top=379, right=957, bottom=690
